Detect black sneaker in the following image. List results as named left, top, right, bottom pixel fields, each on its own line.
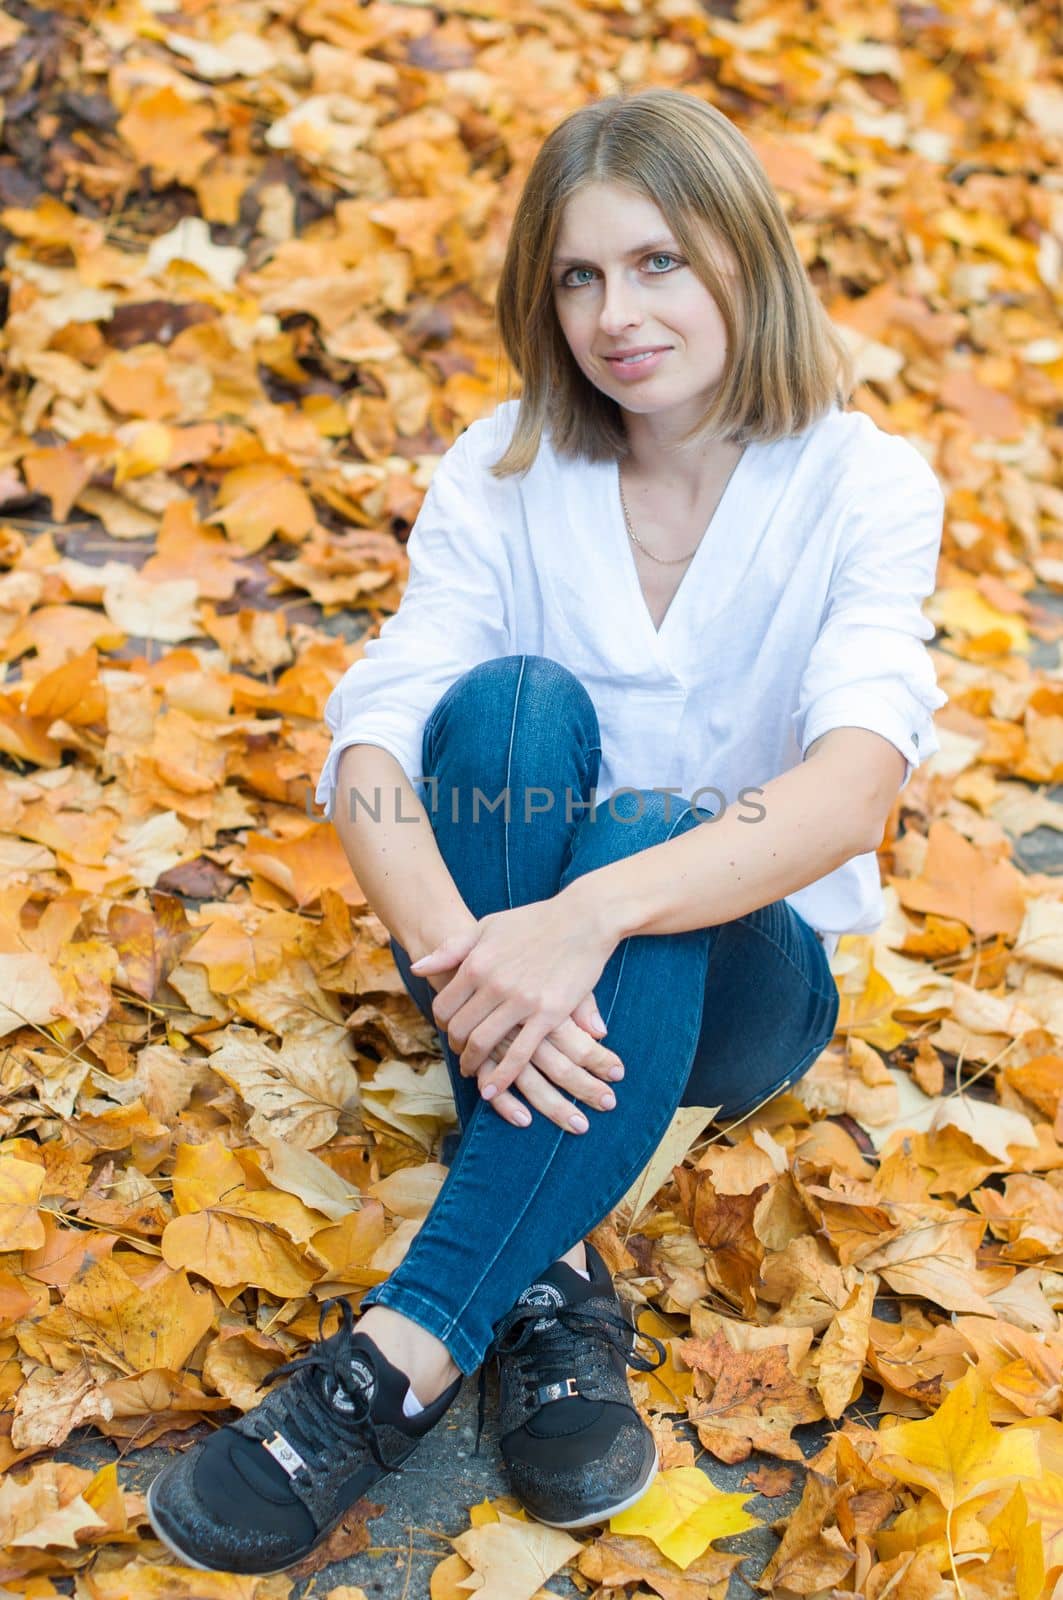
left=478, top=1243, right=666, bottom=1530
left=146, top=1299, right=461, bottom=1575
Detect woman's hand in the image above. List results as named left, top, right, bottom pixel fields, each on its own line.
left=471, top=1014, right=625, bottom=1133
left=410, top=897, right=619, bottom=1102
left=411, top=913, right=624, bottom=1133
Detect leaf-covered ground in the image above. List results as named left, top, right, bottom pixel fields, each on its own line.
left=0, top=0, right=1062, bottom=1595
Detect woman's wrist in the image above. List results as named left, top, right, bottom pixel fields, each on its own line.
left=405, top=905, right=479, bottom=968
left=557, top=870, right=626, bottom=952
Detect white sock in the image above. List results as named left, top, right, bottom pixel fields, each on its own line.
left=572, top=1265, right=590, bottom=1280
left=402, top=1383, right=425, bottom=1418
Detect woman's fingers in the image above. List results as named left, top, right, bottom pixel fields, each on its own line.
left=454, top=1013, right=623, bottom=1086
left=477, top=1060, right=591, bottom=1134
left=485, top=1086, right=533, bottom=1128
left=509, top=1035, right=616, bottom=1113
left=548, top=1016, right=625, bottom=1082
left=475, top=1041, right=616, bottom=1129
left=511, top=1063, right=593, bottom=1134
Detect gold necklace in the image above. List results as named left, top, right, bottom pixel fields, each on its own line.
left=618, top=447, right=746, bottom=566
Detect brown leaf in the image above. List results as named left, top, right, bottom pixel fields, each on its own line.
left=757, top=1470, right=857, bottom=1594
left=681, top=1331, right=824, bottom=1464
left=742, top=1464, right=796, bottom=1498
left=578, top=1530, right=743, bottom=1600
left=286, top=1498, right=384, bottom=1578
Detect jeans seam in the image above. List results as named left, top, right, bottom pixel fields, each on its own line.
left=501, top=654, right=527, bottom=910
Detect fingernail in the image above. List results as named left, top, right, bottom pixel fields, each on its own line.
left=599, top=1091, right=616, bottom=1110
left=513, top=1109, right=531, bottom=1126
left=481, top=1083, right=497, bottom=1100
left=593, top=1013, right=607, bottom=1032
left=608, top=1065, right=624, bottom=1081
left=569, top=1112, right=589, bottom=1132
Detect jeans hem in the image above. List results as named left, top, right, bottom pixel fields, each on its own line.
left=359, top=1281, right=484, bottom=1376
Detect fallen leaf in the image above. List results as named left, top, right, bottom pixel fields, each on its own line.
left=451, top=1510, right=582, bottom=1600
left=609, top=1465, right=760, bottom=1570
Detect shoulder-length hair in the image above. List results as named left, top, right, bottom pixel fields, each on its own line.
left=488, top=87, right=855, bottom=478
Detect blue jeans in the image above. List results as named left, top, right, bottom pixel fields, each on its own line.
left=358, top=656, right=839, bottom=1374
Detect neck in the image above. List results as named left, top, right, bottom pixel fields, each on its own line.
left=620, top=428, right=745, bottom=511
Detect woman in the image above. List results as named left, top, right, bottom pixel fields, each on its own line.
left=147, top=87, right=947, bottom=1575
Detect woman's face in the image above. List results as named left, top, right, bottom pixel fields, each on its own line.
left=550, top=181, right=735, bottom=425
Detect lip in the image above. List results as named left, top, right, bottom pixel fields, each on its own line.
left=602, top=346, right=670, bottom=360
left=603, top=347, right=670, bottom=379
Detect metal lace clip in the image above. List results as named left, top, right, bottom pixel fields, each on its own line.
left=263, top=1432, right=308, bottom=1477
left=536, top=1377, right=579, bottom=1404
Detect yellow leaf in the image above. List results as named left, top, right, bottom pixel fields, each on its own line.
left=816, top=1276, right=875, bottom=1420
left=207, top=463, right=316, bottom=552
left=162, top=1208, right=319, bottom=1297
left=171, top=1138, right=246, bottom=1214
left=81, top=1558, right=285, bottom=1597
left=0, top=955, right=64, bottom=1041
left=0, top=1461, right=106, bottom=1549
left=875, top=1366, right=1041, bottom=1513
left=609, top=1465, right=760, bottom=1570
left=986, top=1484, right=1045, bottom=1600
left=101, top=569, right=203, bottom=643
left=0, top=1156, right=46, bottom=1249
left=113, top=420, right=174, bottom=484
left=1018, top=1469, right=1063, bottom=1576
left=928, top=585, right=1029, bottom=650
left=36, top=1258, right=214, bottom=1375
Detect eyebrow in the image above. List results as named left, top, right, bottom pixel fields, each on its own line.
left=551, top=236, right=679, bottom=269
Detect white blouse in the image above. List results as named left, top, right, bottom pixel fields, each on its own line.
left=316, top=399, right=948, bottom=959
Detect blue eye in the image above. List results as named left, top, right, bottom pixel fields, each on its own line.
left=557, top=253, right=683, bottom=290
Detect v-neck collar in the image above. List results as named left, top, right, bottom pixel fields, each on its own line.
left=609, top=441, right=756, bottom=653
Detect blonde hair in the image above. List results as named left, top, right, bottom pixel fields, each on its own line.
left=489, top=87, right=855, bottom=477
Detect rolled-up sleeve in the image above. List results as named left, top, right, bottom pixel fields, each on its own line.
left=791, top=449, right=948, bottom=792
left=315, top=427, right=512, bottom=821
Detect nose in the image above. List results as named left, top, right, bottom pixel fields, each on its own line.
left=596, top=271, right=645, bottom=335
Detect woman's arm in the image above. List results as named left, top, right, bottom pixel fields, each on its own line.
left=332, top=742, right=473, bottom=964
left=558, top=728, right=892, bottom=946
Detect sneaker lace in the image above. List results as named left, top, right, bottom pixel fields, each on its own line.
left=474, top=1300, right=666, bottom=1456
left=258, top=1296, right=390, bottom=1473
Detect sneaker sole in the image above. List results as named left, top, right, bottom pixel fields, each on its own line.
left=529, top=1442, right=660, bottom=1531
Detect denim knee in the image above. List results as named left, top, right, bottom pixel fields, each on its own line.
left=562, top=786, right=708, bottom=881
left=422, top=654, right=599, bottom=773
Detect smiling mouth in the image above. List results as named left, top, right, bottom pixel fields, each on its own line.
left=604, top=349, right=670, bottom=366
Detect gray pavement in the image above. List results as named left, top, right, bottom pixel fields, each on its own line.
left=57, top=1377, right=837, bottom=1597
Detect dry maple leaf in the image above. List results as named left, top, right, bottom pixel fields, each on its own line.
left=680, top=1331, right=825, bottom=1464
left=451, top=1510, right=582, bottom=1600
left=207, top=1024, right=359, bottom=1149
left=578, top=1528, right=743, bottom=1598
